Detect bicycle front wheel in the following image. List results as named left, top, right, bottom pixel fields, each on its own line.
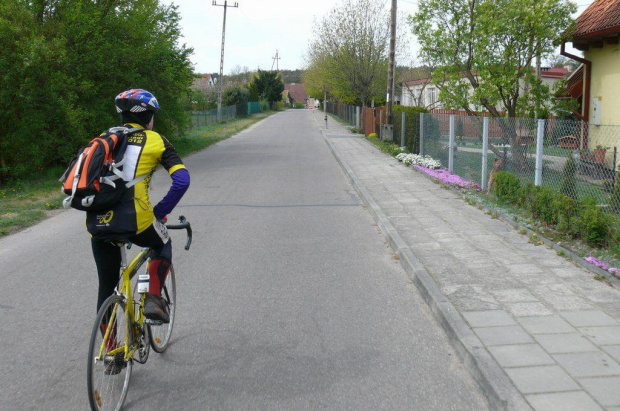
left=87, top=295, right=133, bottom=411
left=149, top=264, right=176, bottom=353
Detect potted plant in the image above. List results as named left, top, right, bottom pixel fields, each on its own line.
left=594, top=145, right=608, bottom=164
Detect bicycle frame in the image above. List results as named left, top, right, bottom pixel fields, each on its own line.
left=96, top=246, right=150, bottom=362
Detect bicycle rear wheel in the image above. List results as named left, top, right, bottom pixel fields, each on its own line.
left=87, top=295, right=133, bottom=411
left=149, top=265, right=176, bottom=353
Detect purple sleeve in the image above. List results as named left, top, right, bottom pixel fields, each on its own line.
left=153, top=168, right=190, bottom=220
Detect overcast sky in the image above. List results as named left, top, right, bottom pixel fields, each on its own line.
left=162, top=0, right=594, bottom=75
left=161, top=0, right=421, bottom=74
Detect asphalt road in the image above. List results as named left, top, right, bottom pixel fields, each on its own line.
left=0, top=110, right=489, bottom=410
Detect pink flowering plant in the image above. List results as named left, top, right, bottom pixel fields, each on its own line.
left=413, top=165, right=482, bottom=190
left=584, top=256, right=620, bottom=278
left=395, top=153, right=480, bottom=189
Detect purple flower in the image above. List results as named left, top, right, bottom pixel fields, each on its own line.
left=584, top=256, right=610, bottom=271
left=413, top=165, right=481, bottom=190
left=584, top=256, right=620, bottom=278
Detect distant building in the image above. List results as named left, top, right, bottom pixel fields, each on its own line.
left=401, top=68, right=569, bottom=111
left=192, top=73, right=217, bottom=92
left=285, top=83, right=309, bottom=106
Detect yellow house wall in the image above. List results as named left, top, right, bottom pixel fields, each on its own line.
left=584, top=43, right=620, bottom=167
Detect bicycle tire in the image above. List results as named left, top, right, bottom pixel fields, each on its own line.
left=149, top=264, right=176, bottom=353
left=87, top=295, right=133, bottom=411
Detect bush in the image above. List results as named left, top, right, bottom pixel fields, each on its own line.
left=578, top=200, right=612, bottom=247
left=530, top=186, right=558, bottom=226
left=559, top=154, right=578, bottom=199
left=555, top=194, right=577, bottom=235
left=392, top=105, right=428, bottom=154
left=491, top=171, right=616, bottom=250
left=494, top=171, right=521, bottom=204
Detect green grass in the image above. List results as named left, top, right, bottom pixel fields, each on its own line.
left=0, top=111, right=276, bottom=237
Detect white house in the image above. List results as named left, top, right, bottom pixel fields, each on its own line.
left=401, top=67, right=569, bottom=111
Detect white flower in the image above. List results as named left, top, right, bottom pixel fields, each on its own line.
left=395, top=152, right=442, bottom=169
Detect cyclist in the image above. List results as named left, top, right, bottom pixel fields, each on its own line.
left=87, top=89, right=190, bottom=323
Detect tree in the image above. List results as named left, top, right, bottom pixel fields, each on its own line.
left=222, top=85, right=250, bottom=115
left=250, top=70, right=284, bottom=105
left=304, top=0, right=399, bottom=107
left=0, top=0, right=193, bottom=184
left=409, top=0, right=575, bottom=167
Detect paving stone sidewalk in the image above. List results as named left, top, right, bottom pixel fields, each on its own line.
left=314, top=111, right=620, bottom=411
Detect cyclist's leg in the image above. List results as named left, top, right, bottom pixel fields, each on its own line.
left=130, top=224, right=172, bottom=297
left=91, top=238, right=122, bottom=312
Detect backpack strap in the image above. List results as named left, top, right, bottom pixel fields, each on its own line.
left=100, top=172, right=148, bottom=189
left=101, top=126, right=147, bottom=188
left=62, top=151, right=87, bottom=209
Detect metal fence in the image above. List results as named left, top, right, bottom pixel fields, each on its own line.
left=326, top=102, right=361, bottom=129
left=325, top=102, right=620, bottom=210
left=420, top=112, right=620, bottom=211
left=190, top=105, right=237, bottom=128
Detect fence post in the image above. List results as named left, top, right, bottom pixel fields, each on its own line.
left=401, top=112, right=406, bottom=148
left=356, top=107, right=360, bottom=130
left=481, top=117, right=490, bottom=191
left=379, top=110, right=383, bottom=141
left=420, top=113, right=425, bottom=155
left=449, top=115, right=455, bottom=173
left=535, top=119, right=545, bottom=186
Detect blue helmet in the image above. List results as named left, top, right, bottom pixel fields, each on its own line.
left=115, top=89, right=160, bottom=113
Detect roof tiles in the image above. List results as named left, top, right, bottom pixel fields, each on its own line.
left=573, top=0, right=620, bottom=39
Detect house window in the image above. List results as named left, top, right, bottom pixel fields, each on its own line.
left=427, top=87, right=436, bottom=106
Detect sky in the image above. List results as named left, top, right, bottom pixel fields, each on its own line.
left=161, top=0, right=421, bottom=74
left=162, top=0, right=595, bottom=75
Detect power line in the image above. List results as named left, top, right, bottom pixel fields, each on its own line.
left=271, top=49, right=281, bottom=71
left=212, top=0, right=239, bottom=121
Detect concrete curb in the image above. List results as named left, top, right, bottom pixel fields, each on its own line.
left=322, top=131, right=532, bottom=411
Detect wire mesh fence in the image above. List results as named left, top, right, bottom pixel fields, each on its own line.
left=419, top=112, right=620, bottom=211
left=190, top=105, right=237, bottom=128
left=322, top=103, right=620, bottom=212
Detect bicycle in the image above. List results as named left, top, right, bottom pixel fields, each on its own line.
left=86, top=216, right=192, bottom=411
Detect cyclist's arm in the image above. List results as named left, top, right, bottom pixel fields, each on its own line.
left=153, top=137, right=190, bottom=220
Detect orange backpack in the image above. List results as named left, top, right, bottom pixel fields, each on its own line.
left=60, top=127, right=146, bottom=211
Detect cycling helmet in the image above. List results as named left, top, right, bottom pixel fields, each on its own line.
left=115, top=89, right=160, bottom=113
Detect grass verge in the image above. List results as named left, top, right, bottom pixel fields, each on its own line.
left=0, top=110, right=276, bottom=237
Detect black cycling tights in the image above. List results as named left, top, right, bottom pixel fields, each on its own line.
left=91, top=225, right=172, bottom=313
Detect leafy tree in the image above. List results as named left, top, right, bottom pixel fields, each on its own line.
left=409, top=0, right=575, bottom=167
left=0, top=0, right=193, bottom=184
left=410, top=0, right=575, bottom=118
left=250, top=70, right=284, bottom=104
left=304, top=0, right=399, bottom=107
left=222, top=85, right=250, bottom=115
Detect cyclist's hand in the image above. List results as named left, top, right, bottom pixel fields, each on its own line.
left=158, top=216, right=168, bottom=224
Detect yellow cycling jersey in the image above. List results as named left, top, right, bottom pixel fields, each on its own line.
left=86, top=124, right=186, bottom=239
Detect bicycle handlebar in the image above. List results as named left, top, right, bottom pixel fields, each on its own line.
left=166, top=215, right=192, bottom=250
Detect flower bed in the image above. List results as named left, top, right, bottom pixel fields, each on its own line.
left=413, top=166, right=481, bottom=190
left=395, top=153, right=441, bottom=169
left=584, top=256, right=620, bottom=278
left=395, top=153, right=480, bottom=189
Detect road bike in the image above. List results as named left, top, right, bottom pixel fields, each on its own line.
left=86, top=216, right=192, bottom=411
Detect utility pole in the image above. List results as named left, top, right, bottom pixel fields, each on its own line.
left=213, top=0, right=238, bottom=121
left=271, top=49, right=280, bottom=71
left=385, top=0, right=397, bottom=140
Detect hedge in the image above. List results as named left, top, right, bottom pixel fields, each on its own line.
left=494, top=171, right=618, bottom=249
left=392, top=105, right=428, bottom=154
